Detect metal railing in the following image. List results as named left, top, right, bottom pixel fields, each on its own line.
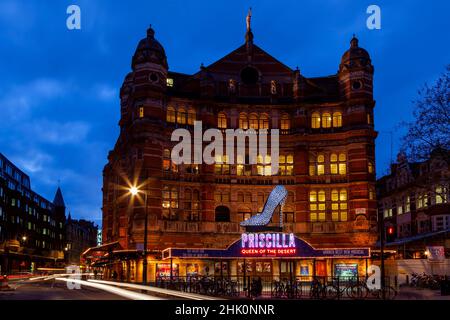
left=154, top=275, right=397, bottom=300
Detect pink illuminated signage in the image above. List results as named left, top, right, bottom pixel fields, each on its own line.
left=241, top=233, right=296, bottom=256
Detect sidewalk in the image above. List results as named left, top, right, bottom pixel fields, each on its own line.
left=396, top=286, right=450, bottom=300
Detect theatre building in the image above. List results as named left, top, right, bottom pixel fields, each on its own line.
left=92, top=14, right=378, bottom=282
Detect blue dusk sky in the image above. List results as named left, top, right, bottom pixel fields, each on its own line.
left=0, top=0, right=449, bottom=225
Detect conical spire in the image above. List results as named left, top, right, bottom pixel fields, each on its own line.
left=245, top=7, right=254, bottom=44
left=53, top=187, right=66, bottom=208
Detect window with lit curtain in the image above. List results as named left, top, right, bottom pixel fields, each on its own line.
left=249, top=114, right=259, bottom=129
left=259, top=114, right=269, bottom=130
left=279, top=155, right=294, bottom=176
left=280, top=114, right=290, bottom=131
left=214, top=154, right=230, bottom=175
left=239, top=113, right=248, bottom=129
left=139, top=107, right=144, bottom=118
left=331, top=189, right=348, bottom=221
left=332, top=112, right=342, bottom=127
left=163, top=149, right=178, bottom=173
left=309, top=190, right=326, bottom=222
left=368, top=161, right=374, bottom=174
left=257, top=154, right=272, bottom=176
left=317, top=154, right=325, bottom=175
left=162, top=186, right=178, bottom=220
left=187, top=108, right=196, bottom=125
left=435, top=186, right=447, bottom=204
left=311, top=112, right=321, bottom=129
left=184, top=189, right=200, bottom=221
left=330, top=153, right=347, bottom=175
left=177, top=107, right=186, bottom=124
left=218, top=113, right=227, bottom=129
left=166, top=106, right=176, bottom=123
left=322, top=113, right=332, bottom=128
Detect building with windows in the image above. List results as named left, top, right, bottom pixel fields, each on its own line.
left=96, top=15, right=378, bottom=282
left=0, top=153, right=66, bottom=274
left=65, top=214, right=98, bottom=265
left=377, top=150, right=450, bottom=261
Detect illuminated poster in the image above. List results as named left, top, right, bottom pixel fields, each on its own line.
left=186, top=263, right=199, bottom=276
left=300, top=265, right=309, bottom=276
left=334, top=264, right=358, bottom=278
left=156, top=263, right=179, bottom=278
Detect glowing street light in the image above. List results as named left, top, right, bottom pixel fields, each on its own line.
left=22, top=236, right=27, bottom=241
left=128, top=185, right=148, bottom=285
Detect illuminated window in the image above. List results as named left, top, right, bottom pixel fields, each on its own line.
left=259, top=114, right=269, bottom=130
left=331, top=189, right=348, bottom=221
left=317, top=154, right=325, bottom=175
left=166, top=106, right=176, bottom=123
left=309, top=190, right=326, bottom=222
left=279, top=154, right=294, bottom=176
left=369, top=187, right=375, bottom=200
left=367, top=113, right=372, bottom=124
left=238, top=207, right=252, bottom=222
left=139, top=107, right=144, bottom=118
left=311, top=112, right=321, bottom=129
left=177, top=108, right=186, bottom=124
left=187, top=108, right=196, bottom=125
left=218, top=113, right=227, bottom=129
left=257, top=154, right=272, bottom=176
left=331, top=153, right=346, bottom=175
left=162, top=186, right=178, bottom=220
left=332, top=112, right=342, bottom=127
left=214, top=154, right=230, bottom=175
left=239, top=113, right=248, bottom=129
left=436, top=186, right=447, bottom=204
left=163, top=149, right=178, bottom=173
left=322, top=113, right=332, bottom=128
left=280, top=114, right=290, bottom=131
left=249, top=114, right=258, bottom=129
left=368, top=161, right=374, bottom=174
left=166, top=78, right=174, bottom=87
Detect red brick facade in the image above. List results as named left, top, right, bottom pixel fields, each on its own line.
left=102, top=25, right=378, bottom=258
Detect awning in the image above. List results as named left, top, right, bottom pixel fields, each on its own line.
left=81, top=241, right=121, bottom=258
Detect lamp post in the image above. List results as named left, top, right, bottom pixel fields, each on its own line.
left=129, top=186, right=148, bottom=285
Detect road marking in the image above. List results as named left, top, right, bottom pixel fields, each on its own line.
left=88, top=279, right=222, bottom=300
left=56, top=278, right=165, bottom=300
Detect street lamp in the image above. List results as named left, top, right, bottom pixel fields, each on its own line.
left=129, top=186, right=148, bottom=285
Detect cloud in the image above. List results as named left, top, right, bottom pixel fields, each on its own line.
left=10, top=149, right=53, bottom=174
left=26, top=120, right=91, bottom=145
left=95, top=84, right=117, bottom=101
left=0, top=78, right=69, bottom=121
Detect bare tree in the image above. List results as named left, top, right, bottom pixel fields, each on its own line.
left=401, top=65, right=450, bottom=201
left=402, top=65, right=450, bottom=164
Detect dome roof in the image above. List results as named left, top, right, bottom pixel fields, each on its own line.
left=340, top=36, right=372, bottom=70
left=132, top=26, right=168, bottom=70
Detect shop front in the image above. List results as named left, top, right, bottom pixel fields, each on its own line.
left=157, top=232, right=371, bottom=282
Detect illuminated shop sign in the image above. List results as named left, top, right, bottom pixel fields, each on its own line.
left=241, top=233, right=296, bottom=256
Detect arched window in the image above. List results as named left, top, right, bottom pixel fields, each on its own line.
left=332, top=112, right=342, bottom=127
left=139, top=107, right=144, bottom=118
left=237, top=192, right=244, bottom=202
left=249, top=114, right=258, bottom=129
left=167, top=106, right=176, bottom=123
left=244, top=192, right=252, bottom=203
left=330, top=153, right=346, bottom=175
left=177, top=107, right=186, bottom=124
left=280, top=114, right=290, bottom=131
left=311, top=112, right=321, bottom=129
left=309, top=190, right=325, bottom=222
left=215, top=206, right=230, bottom=222
left=218, top=113, right=227, bottom=129
left=322, top=113, right=332, bottom=128
left=239, top=113, right=248, bottom=129
left=368, top=161, right=374, bottom=174
left=317, top=154, right=325, bottom=175
left=187, top=108, right=196, bottom=125
left=259, top=114, right=269, bottom=130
